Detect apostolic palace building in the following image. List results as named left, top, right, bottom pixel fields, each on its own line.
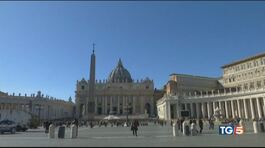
left=157, top=52, right=265, bottom=121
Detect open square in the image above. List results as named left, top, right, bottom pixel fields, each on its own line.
left=0, top=121, right=264, bottom=147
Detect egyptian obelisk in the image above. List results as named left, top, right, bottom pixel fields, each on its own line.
left=87, top=44, right=96, bottom=120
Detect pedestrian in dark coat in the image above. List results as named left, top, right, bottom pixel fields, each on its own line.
left=131, top=119, right=140, bottom=137
left=44, top=121, right=49, bottom=133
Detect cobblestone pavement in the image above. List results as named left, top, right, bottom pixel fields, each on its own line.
left=0, top=121, right=264, bottom=147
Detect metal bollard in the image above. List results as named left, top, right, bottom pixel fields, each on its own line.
left=70, top=124, right=77, bottom=138
left=58, top=125, right=66, bottom=138
left=173, top=122, right=179, bottom=136
left=48, top=124, right=55, bottom=139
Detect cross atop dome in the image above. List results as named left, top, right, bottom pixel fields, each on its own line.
left=118, top=58, right=123, bottom=67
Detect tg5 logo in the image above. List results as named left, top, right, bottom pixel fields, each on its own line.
left=219, top=125, right=244, bottom=135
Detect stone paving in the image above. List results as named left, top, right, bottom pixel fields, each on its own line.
left=0, top=121, right=264, bottom=147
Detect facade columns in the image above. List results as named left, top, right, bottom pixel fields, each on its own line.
left=95, top=97, right=98, bottom=114
left=237, top=100, right=242, bottom=118
left=117, top=96, right=120, bottom=115
left=103, top=96, right=108, bottom=115
left=105, top=96, right=108, bottom=115
left=250, top=98, right=255, bottom=119
left=110, top=96, right=113, bottom=113
left=231, top=100, right=235, bottom=118
left=243, top=99, right=248, bottom=119
left=256, top=98, right=262, bottom=119
left=122, top=96, right=125, bottom=115
left=132, top=96, right=135, bottom=114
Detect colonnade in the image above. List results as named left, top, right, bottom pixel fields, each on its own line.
left=182, top=97, right=265, bottom=120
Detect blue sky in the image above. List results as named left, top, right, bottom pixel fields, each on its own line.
left=0, top=1, right=265, bottom=102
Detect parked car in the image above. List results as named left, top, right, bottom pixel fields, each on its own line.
left=0, top=120, right=17, bottom=134
left=16, top=124, right=28, bottom=132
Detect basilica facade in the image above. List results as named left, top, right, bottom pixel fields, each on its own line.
left=75, top=51, right=155, bottom=120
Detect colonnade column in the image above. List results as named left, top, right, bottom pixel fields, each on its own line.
left=256, top=98, right=262, bottom=119
left=263, top=96, right=265, bottom=117
left=250, top=98, right=255, bottom=119
left=207, top=102, right=211, bottom=118
left=201, top=102, right=206, bottom=118
left=167, top=101, right=171, bottom=120
left=184, top=103, right=188, bottom=111
left=196, top=103, right=200, bottom=119
left=213, top=102, right=216, bottom=115
left=218, top=101, right=222, bottom=116
left=190, top=103, right=194, bottom=118
left=231, top=100, right=235, bottom=118
left=225, top=101, right=229, bottom=118
left=237, top=100, right=242, bottom=118
left=243, top=99, right=248, bottom=119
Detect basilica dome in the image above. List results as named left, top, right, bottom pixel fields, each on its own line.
left=108, top=59, right=133, bottom=83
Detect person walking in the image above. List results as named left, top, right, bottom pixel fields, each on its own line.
left=199, top=118, right=203, bottom=134
left=131, top=119, right=140, bottom=137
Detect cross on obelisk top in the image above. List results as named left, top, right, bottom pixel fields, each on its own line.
left=92, top=43, right=95, bottom=53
